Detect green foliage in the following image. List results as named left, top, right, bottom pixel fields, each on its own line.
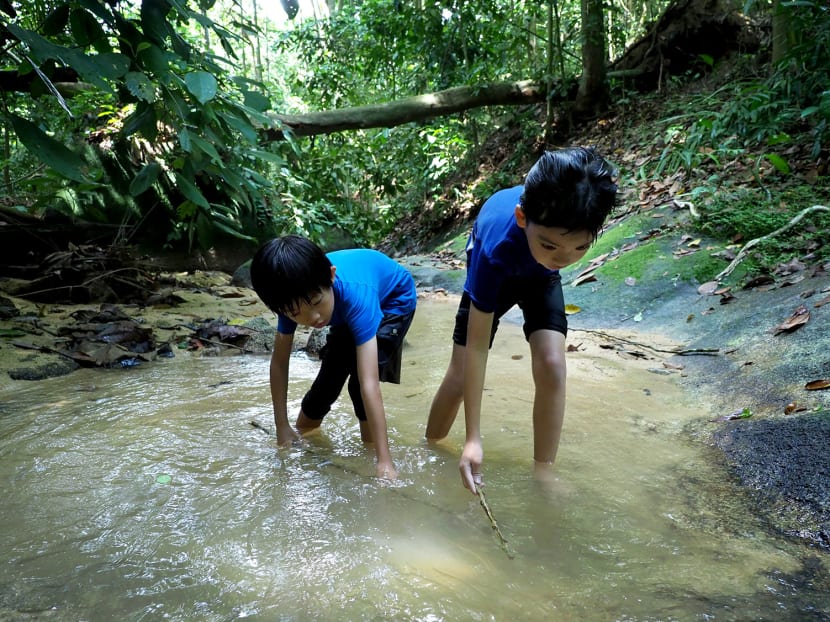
left=1, top=0, right=283, bottom=250
left=646, top=2, right=830, bottom=182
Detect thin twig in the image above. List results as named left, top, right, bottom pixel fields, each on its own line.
left=475, top=483, right=515, bottom=559
left=716, top=205, right=829, bottom=282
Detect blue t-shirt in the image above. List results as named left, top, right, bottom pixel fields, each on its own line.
left=277, top=249, right=416, bottom=346
left=464, top=185, right=557, bottom=312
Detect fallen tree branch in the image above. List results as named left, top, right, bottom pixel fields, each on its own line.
left=716, top=205, right=829, bottom=282
left=570, top=328, right=720, bottom=356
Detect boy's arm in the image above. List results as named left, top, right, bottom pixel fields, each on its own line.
left=355, top=337, right=397, bottom=480
left=460, top=304, right=494, bottom=494
left=270, top=331, right=300, bottom=445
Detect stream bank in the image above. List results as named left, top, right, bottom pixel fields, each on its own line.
left=1, top=248, right=829, bottom=555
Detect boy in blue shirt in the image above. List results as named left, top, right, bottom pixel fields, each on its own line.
left=425, top=147, right=617, bottom=493
left=251, top=235, right=417, bottom=480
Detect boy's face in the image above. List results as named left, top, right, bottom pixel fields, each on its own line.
left=515, top=206, right=594, bottom=270
left=284, top=266, right=336, bottom=329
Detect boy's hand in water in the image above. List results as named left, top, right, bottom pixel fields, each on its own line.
left=460, top=440, right=483, bottom=494
left=276, top=425, right=301, bottom=447
left=376, top=460, right=398, bottom=482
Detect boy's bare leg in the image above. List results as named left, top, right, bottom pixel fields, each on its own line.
left=528, top=330, right=567, bottom=468
left=425, top=344, right=466, bottom=441
left=295, top=410, right=323, bottom=436
left=358, top=419, right=373, bottom=443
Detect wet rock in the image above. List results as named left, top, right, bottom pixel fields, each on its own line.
left=0, top=294, right=20, bottom=319
left=8, top=354, right=79, bottom=380
left=305, top=327, right=328, bottom=355
left=711, top=413, right=830, bottom=549
left=231, top=260, right=252, bottom=288
left=242, top=317, right=275, bottom=353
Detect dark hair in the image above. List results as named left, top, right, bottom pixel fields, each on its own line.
left=250, top=235, right=333, bottom=315
left=520, top=147, right=617, bottom=239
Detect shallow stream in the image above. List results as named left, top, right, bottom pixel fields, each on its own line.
left=1, top=298, right=828, bottom=620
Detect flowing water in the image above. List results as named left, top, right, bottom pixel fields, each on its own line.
left=1, top=298, right=828, bottom=621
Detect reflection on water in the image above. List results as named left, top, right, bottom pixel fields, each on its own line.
left=1, top=298, right=828, bottom=621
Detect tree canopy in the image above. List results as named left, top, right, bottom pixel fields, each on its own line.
left=0, top=0, right=828, bottom=256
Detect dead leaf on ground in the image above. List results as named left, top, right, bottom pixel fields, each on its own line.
left=572, top=270, right=598, bottom=286
left=805, top=378, right=830, bottom=391
left=743, top=275, right=776, bottom=289
left=771, top=304, right=810, bottom=335
left=698, top=281, right=719, bottom=295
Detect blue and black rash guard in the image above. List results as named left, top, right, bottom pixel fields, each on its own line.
left=277, top=249, right=416, bottom=346
left=464, top=185, right=558, bottom=312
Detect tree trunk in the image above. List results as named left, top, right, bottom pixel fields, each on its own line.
left=771, top=0, right=794, bottom=68
left=574, top=0, right=608, bottom=117
left=263, top=80, right=553, bottom=141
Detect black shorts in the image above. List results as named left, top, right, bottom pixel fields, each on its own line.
left=452, top=274, right=567, bottom=348
left=301, top=310, right=415, bottom=421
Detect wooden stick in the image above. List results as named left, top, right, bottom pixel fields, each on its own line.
left=715, top=205, right=829, bottom=282
left=476, top=483, right=515, bottom=559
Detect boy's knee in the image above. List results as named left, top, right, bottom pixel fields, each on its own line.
left=531, top=350, right=566, bottom=384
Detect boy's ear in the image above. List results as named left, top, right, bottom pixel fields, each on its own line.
left=514, top=204, right=528, bottom=229
left=330, top=265, right=337, bottom=283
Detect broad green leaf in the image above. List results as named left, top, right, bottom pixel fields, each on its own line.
left=9, top=114, right=87, bottom=182
left=7, top=24, right=128, bottom=89
left=42, top=4, right=70, bottom=36
left=765, top=153, right=791, bottom=174
left=250, top=149, right=285, bottom=165
left=185, top=71, right=218, bottom=104
left=175, top=173, right=211, bottom=209
left=138, top=44, right=170, bottom=77
left=125, top=71, right=156, bottom=103
left=242, top=90, right=271, bottom=112
left=69, top=8, right=105, bottom=47
left=77, top=0, right=114, bottom=24
left=129, top=162, right=162, bottom=196
left=178, top=128, right=192, bottom=152
left=188, top=134, right=224, bottom=166
left=218, top=111, right=257, bottom=143
left=122, top=102, right=157, bottom=139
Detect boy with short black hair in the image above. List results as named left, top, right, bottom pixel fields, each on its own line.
left=251, top=235, right=417, bottom=480
left=425, top=147, right=617, bottom=493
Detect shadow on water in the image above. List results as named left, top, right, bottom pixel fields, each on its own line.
left=0, top=298, right=828, bottom=621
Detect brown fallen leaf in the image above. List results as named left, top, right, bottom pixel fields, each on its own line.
left=805, top=378, right=830, bottom=391
left=572, top=271, right=598, bottom=286
left=771, top=304, right=810, bottom=335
